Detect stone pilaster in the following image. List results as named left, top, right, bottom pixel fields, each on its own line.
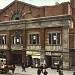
left=40, top=28, right=45, bottom=65
left=22, top=29, right=27, bottom=63
left=6, top=49, right=11, bottom=65
left=6, top=30, right=11, bottom=65
left=62, top=26, right=69, bottom=69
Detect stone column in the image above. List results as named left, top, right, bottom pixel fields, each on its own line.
left=62, top=26, right=69, bottom=69
left=6, top=30, right=11, bottom=65
left=40, top=28, right=45, bottom=65
left=22, top=29, right=27, bottom=63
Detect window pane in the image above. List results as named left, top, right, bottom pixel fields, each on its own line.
left=5, top=35, right=6, bottom=44
left=49, top=34, right=51, bottom=44
left=0, top=36, right=2, bottom=44
left=52, top=33, right=56, bottom=44
left=57, top=33, right=60, bottom=44
left=29, top=35, right=32, bottom=44
left=33, top=34, right=36, bottom=44
left=13, top=36, right=14, bottom=44
left=29, top=34, right=39, bottom=45
left=37, top=34, right=39, bottom=44
left=21, top=36, right=23, bottom=44
left=16, top=38, right=20, bottom=44
left=2, top=36, right=4, bottom=44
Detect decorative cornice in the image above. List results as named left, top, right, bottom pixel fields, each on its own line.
left=0, top=15, right=72, bottom=30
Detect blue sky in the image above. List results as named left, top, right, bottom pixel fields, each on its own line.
left=0, top=0, right=70, bottom=9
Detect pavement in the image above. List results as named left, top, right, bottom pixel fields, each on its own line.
left=0, top=65, right=74, bottom=75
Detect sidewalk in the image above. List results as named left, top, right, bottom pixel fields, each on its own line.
left=13, top=65, right=73, bottom=75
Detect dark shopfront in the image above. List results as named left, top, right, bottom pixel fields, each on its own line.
left=0, top=51, right=6, bottom=58
left=11, top=50, right=22, bottom=65
left=45, top=51, right=63, bottom=69
left=69, top=49, right=75, bottom=69
left=0, top=51, right=6, bottom=64
left=11, top=50, right=32, bottom=66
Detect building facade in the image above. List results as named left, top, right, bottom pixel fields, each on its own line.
left=0, top=0, right=74, bottom=69
left=69, top=0, right=75, bottom=70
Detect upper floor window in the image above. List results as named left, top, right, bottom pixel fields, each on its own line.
left=0, top=35, right=6, bottom=44
left=29, top=34, right=39, bottom=45
left=11, top=13, right=23, bottom=20
left=13, top=36, right=23, bottom=44
left=49, top=32, right=61, bottom=45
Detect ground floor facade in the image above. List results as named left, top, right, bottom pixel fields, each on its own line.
left=0, top=15, right=72, bottom=69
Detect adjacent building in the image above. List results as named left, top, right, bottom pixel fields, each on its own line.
left=0, top=0, right=74, bottom=69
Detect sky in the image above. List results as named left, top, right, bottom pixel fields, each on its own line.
left=0, top=0, right=70, bottom=9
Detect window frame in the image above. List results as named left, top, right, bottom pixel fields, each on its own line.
left=29, top=33, right=39, bottom=45
left=48, top=31, right=61, bottom=45
left=12, top=35, right=23, bottom=44
left=0, top=35, right=6, bottom=45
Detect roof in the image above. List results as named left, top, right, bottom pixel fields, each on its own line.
left=0, top=0, right=40, bottom=14
left=0, top=0, right=70, bottom=14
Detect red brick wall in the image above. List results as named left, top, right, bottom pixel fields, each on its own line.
left=70, top=0, right=75, bottom=28
left=70, top=0, right=74, bottom=13
left=69, top=34, right=74, bottom=48
left=0, top=1, right=40, bottom=21
left=0, top=1, right=70, bottom=22
left=45, top=2, right=69, bottom=16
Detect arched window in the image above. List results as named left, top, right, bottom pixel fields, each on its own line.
left=11, top=13, right=23, bottom=20
left=15, top=17, right=20, bottom=20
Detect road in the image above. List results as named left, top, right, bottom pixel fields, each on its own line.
left=0, top=65, right=74, bottom=75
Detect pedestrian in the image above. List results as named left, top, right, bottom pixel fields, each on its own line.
left=61, top=71, right=63, bottom=75
left=59, top=69, right=63, bottom=75
left=43, top=69, right=48, bottom=75
left=37, top=68, right=41, bottom=75
left=73, top=72, right=75, bottom=75
left=57, top=61, right=60, bottom=72
left=12, top=64, right=16, bottom=73
left=22, top=62, right=26, bottom=72
left=40, top=64, right=43, bottom=73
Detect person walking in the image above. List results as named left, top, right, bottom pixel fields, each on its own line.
left=22, top=62, right=26, bottom=72
left=37, top=68, right=41, bottom=75
left=40, top=64, right=43, bottom=73
left=58, top=69, right=64, bottom=75
left=12, top=64, right=16, bottom=73
left=43, top=69, right=48, bottom=75
left=57, top=61, right=60, bottom=72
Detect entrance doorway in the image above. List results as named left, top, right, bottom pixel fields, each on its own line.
left=11, top=50, right=22, bottom=65
left=45, top=55, right=52, bottom=68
